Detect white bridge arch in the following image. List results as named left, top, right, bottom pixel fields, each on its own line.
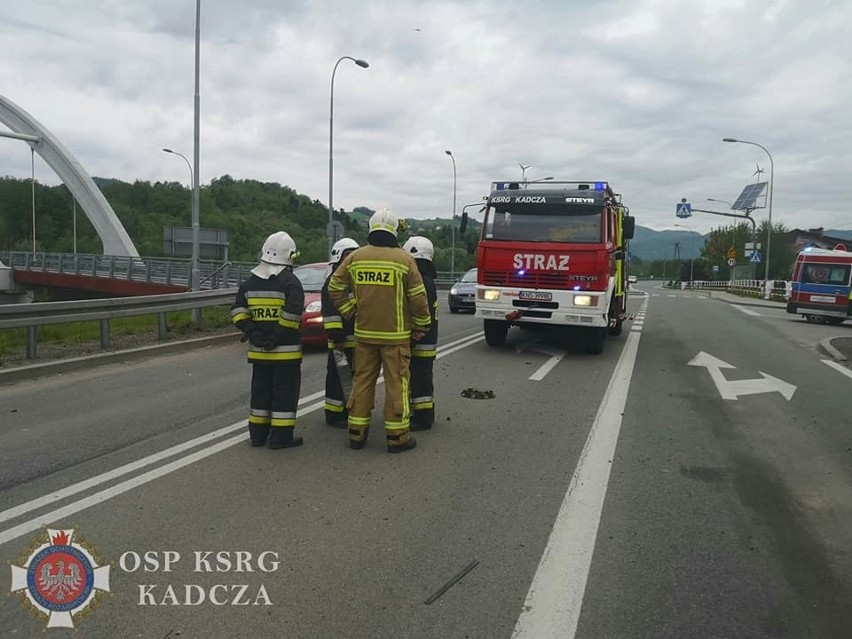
left=0, top=94, right=139, bottom=257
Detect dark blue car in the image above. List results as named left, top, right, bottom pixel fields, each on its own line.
left=448, top=268, right=477, bottom=314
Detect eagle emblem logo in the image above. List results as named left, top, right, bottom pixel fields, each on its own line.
left=9, top=527, right=110, bottom=629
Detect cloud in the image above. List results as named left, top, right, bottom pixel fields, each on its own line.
left=0, top=0, right=850, bottom=239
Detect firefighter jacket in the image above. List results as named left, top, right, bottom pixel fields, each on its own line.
left=230, top=269, right=304, bottom=363
left=411, top=259, right=438, bottom=359
left=321, top=265, right=355, bottom=350
left=329, top=245, right=431, bottom=345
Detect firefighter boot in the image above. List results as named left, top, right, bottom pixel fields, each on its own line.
left=409, top=409, right=434, bottom=431
left=387, top=432, right=417, bottom=454
left=268, top=427, right=304, bottom=450
left=249, top=423, right=270, bottom=447
left=349, top=427, right=369, bottom=450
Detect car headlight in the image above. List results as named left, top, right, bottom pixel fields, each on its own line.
left=479, top=289, right=501, bottom=301
left=573, top=294, right=597, bottom=307
left=450, top=287, right=458, bottom=295
left=305, top=300, right=322, bottom=312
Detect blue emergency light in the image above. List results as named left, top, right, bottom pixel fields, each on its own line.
left=594, top=182, right=606, bottom=191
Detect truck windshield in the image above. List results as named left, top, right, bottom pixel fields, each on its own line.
left=483, top=204, right=602, bottom=243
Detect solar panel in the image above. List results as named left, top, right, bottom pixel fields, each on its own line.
left=732, top=181, right=768, bottom=211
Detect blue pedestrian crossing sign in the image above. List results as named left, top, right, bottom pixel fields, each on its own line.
left=676, top=201, right=692, bottom=218
left=750, top=251, right=762, bottom=263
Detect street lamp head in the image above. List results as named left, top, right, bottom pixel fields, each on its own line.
left=722, top=138, right=738, bottom=143
left=445, top=150, right=453, bottom=156
left=162, top=148, right=174, bottom=154
left=355, top=58, right=369, bottom=68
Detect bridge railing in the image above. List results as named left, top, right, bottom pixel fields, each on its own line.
left=0, top=251, right=255, bottom=290
left=0, top=288, right=238, bottom=360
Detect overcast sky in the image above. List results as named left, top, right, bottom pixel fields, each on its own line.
left=1, top=0, right=850, bottom=236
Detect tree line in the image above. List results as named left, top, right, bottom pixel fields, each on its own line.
left=629, top=220, right=797, bottom=281
left=0, top=176, right=477, bottom=273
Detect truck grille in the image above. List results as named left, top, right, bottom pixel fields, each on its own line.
left=482, top=270, right=572, bottom=290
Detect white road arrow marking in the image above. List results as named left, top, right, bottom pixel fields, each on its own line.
left=687, top=351, right=796, bottom=401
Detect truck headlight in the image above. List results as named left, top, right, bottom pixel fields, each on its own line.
left=305, top=300, right=322, bottom=312
left=479, top=289, right=501, bottom=301
left=573, top=294, right=597, bottom=307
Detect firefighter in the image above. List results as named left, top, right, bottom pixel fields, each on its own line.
left=402, top=236, right=438, bottom=430
left=322, top=237, right=360, bottom=426
left=329, top=209, right=432, bottom=453
left=230, top=231, right=305, bottom=449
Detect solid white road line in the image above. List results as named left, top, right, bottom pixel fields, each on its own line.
left=512, top=330, right=643, bottom=638
left=822, top=359, right=852, bottom=381
left=529, top=351, right=567, bottom=381
left=0, top=332, right=484, bottom=546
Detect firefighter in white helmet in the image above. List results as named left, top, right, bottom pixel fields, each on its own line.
left=321, top=237, right=360, bottom=426
left=230, top=231, right=305, bottom=449
left=402, top=236, right=438, bottom=430
left=329, top=209, right=432, bottom=453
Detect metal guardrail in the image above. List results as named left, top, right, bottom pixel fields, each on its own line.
left=0, top=288, right=237, bottom=360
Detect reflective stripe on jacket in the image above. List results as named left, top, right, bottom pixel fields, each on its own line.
left=230, top=270, right=304, bottom=363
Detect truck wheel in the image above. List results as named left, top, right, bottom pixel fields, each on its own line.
left=484, top=319, right=508, bottom=346
left=585, top=328, right=607, bottom=354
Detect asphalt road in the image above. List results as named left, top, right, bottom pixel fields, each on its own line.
left=1, top=286, right=851, bottom=638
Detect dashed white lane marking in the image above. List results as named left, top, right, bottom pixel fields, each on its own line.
left=529, top=351, right=568, bottom=381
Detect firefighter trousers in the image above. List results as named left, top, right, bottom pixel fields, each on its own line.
left=324, top=346, right=354, bottom=425
left=409, top=354, right=435, bottom=427
left=346, top=341, right=412, bottom=449
left=249, top=361, right=301, bottom=446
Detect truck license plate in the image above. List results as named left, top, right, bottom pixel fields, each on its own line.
left=519, top=291, right=552, bottom=301
left=810, top=295, right=836, bottom=303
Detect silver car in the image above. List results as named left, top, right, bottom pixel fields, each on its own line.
left=448, top=268, right=477, bottom=314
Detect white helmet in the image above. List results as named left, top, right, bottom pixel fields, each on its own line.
left=251, top=231, right=298, bottom=278
left=402, top=236, right=434, bottom=262
left=368, top=208, right=398, bottom=237
left=330, top=237, right=359, bottom=264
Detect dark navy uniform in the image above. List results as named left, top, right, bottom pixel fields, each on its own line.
left=230, top=269, right=304, bottom=448
left=321, top=267, right=356, bottom=425
left=409, top=258, right=438, bottom=429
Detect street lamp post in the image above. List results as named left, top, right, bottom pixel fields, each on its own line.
left=723, top=137, right=774, bottom=298
left=30, top=147, right=35, bottom=253
left=162, top=148, right=195, bottom=283
left=674, top=223, right=693, bottom=283
left=329, top=56, right=369, bottom=258
left=445, top=150, right=457, bottom=280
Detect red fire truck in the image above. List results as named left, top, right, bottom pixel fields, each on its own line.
left=471, top=180, right=635, bottom=353
left=786, top=244, right=852, bottom=324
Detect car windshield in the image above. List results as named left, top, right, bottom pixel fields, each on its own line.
left=293, top=264, right=328, bottom=292
left=460, top=269, right=477, bottom=283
